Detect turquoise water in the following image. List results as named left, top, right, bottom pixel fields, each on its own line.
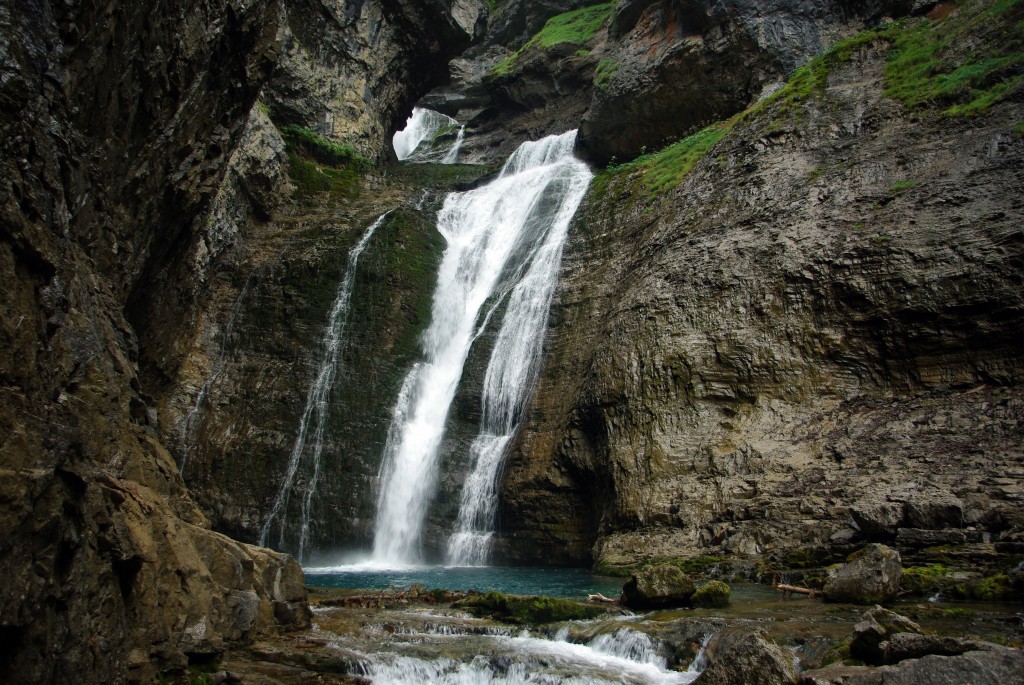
left=303, top=565, right=625, bottom=598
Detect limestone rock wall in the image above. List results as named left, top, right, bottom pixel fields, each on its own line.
left=495, top=38, right=1024, bottom=570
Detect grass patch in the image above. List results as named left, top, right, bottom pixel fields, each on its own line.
left=605, top=120, right=732, bottom=200
left=279, top=125, right=371, bottom=198
left=279, top=125, right=371, bottom=171
left=493, top=2, right=613, bottom=75
left=890, top=179, right=918, bottom=191
left=594, top=59, right=619, bottom=89
left=453, top=591, right=606, bottom=624
left=883, top=0, right=1024, bottom=115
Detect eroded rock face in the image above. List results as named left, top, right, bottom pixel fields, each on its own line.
left=578, top=0, right=914, bottom=163
left=495, top=32, right=1024, bottom=570
left=0, top=0, right=307, bottom=681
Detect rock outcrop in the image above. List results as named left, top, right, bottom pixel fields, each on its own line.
left=695, top=629, right=800, bottom=685
left=494, top=4, right=1024, bottom=574
left=0, top=0, right=483, bottom=681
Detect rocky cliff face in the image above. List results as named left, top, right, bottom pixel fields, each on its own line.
left=0, top=0, right=481, bottom=681
left=495, top=3, right=1024, bottom=575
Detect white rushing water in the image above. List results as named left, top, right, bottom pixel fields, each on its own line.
left=259, top=212, right=390, bottom=560
left=178, top=273, right=253, bottom=476
left=393, top=107, right=463, bottom=162
left=354, top=625, right=700, bottom=685
left=372, top=131, right=592, bottom=565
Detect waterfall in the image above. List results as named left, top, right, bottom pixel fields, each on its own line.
left=178, top=273, right=253, bottom=476
left=393, top=107, right=463, bottom=162
left=259, top=212, right=389, bottom=560
left=442, top=125, right=466, bottom=164
left=372, top=130, right=591, bottom=565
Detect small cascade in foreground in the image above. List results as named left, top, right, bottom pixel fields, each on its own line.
left=178, top=273, right=253, bottom=476
left=372, top=131, right=591, bottom=565
left=353, top=624, right=698, bottom=685
left=393, top=107, right=463, bottom=162
left=259, top=212, right=389, bottom=560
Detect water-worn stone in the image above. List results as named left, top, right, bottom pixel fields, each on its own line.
left=622, top=565, right=697, bottom=609
left=824, top=545, right=903, bottom=604
left=695, top=629, right=799, bottom=685
left=849, top=607, right=922, bottom=665
left=800, top=646, right=1024, bottom=685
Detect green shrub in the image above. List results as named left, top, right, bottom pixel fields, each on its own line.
left=594, top=59, right=619, bottom=89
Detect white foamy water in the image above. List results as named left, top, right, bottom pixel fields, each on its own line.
left=371, top=131, right=591, bottom=565
left=394, top=107, right=463, bottom=162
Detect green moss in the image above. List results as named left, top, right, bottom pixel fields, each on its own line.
left=453, top=591, right=606, bottom=624
left=608, top=121, right=732, bottom=201
left=890, top=179, right=918, bottom=192
left=287, top=153, right=361, bottom=198
left=900, top=564, right=951, bottom=594
left=692, top=580, right=731, bottom=608
left=883, top=0, right=1024, bottom=116
left=594, top=59, right=619, bottom=89
left=492, top=2, right=614, bottom=75
left=279, top=125, right=371, bottom=171
left=972, top=573, right=1019, bottom=601
left=576, top=48, right=592, bottom=58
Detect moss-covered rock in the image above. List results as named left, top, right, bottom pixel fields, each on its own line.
left=824, top=544, right=902, bottom=605
left=692, top=581, right=731, bottom=608
left=452, top=591, right=606, bottom=624
left=622, top=564, right=696, bottom=610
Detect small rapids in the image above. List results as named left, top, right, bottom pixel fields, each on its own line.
left=393, top=107, right=465, bottom=162
left=344, top=623, right=701, bottom=685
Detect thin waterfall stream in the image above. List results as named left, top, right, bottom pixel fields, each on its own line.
left=372, top=130, right=592, bottom=565
left=260, top=211, right=390, bottom=560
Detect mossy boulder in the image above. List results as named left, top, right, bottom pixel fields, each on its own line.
left=452, top=591, right=605, bottom=624
left=622, top=564, right=696, bottom=610
left=692, top=581, right=731, bottom=608
left=824, top=544, right=902, bottom=604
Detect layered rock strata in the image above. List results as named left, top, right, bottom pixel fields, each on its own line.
left=495, top=27, right=1024, bottom=572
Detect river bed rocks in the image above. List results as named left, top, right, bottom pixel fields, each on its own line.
left=823, top=544, right=902, bottom=605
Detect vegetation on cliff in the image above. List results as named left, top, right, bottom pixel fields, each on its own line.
left=492, top=2, right=613, bottom=76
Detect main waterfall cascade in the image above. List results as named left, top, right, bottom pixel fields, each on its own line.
left=372, top=130, right=592, bottom=565
left=259, top=212, right=390, bottom=561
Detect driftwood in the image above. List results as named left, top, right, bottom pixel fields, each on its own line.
left=777, top=584, right=819, bottom=598
left=588, top=592, right=620, bottom=604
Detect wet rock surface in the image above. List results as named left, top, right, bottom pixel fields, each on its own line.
left=695, top=629, right=800, bottom=685
left=495, top=17, right=1024, bottom=578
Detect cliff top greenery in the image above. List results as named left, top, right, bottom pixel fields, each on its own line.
left=279, top=124, right=371, bottom=171
left=279, top=124, right=371, bottom=197
left=492, top=2, right=614, bottom=76
left=602, top=0, right=1023, bottom=201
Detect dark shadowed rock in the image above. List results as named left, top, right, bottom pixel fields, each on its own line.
left=824, top=545, right=902, bottom=605
left=850, top=606, right=922, bottom=665
left=622, top=564, right=696, bottom=609
left=800, top=646, right=1024, bottom=685
left=904, top=490, right=964, bottom=530
left=695, top=629, right=799, bottom=685
left=850, top=499, right=905, bottom=538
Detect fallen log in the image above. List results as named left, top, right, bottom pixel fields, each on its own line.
left=588, top=592, right=620, bottom=604
left=777, top=584, right=819, bottom=598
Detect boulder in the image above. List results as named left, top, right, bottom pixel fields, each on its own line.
left=695, top=629, right=799, bottom=685
left=621, top=564, right=696, bottom=609
left=880, top=633, right=989, bottom=664
left=849, top=606, right=922, bottom=665
left=800, top=646, right=1024, bottom=685
left=692, top=581, right=731, bottom=608
left=824, top=544, right=902, bottom=604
